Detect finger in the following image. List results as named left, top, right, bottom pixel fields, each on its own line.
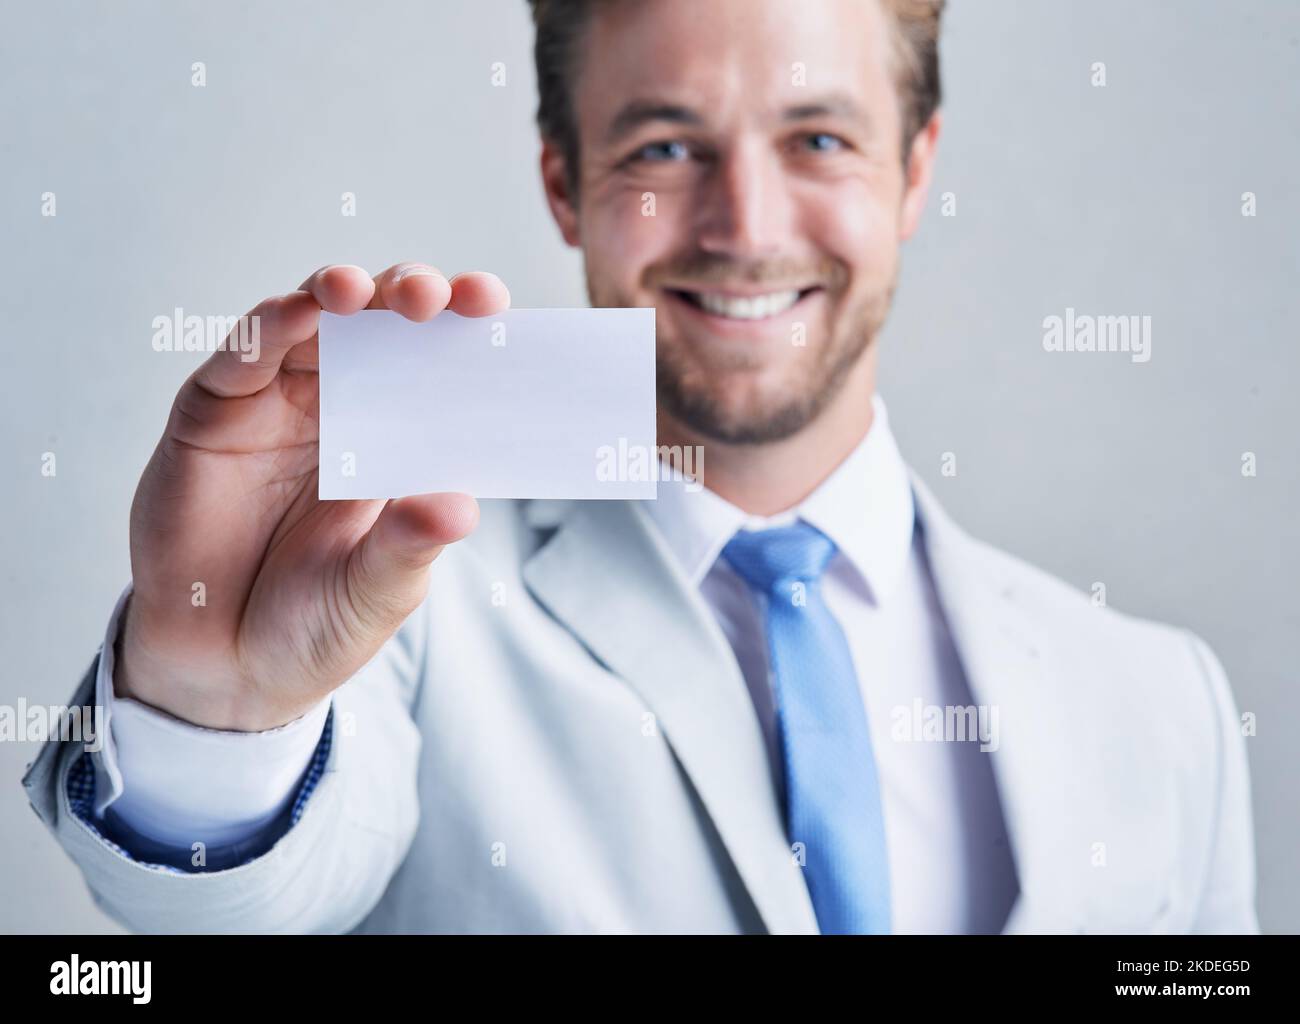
left=346, top=493, right=480, bottom=631
left=190, top=290, right=320, bottom=399
left=446, top=272, right=511, bottom=317
left=190, top=265, right=374, bottom=400
left=367, top=263, right=453, bottom=321
left=297, top=264, right=377, bottom=314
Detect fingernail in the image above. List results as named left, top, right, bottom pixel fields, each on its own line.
left=394, top=265, right=440, bottom=283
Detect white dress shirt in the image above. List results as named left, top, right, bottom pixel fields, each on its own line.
left=641, top=394, right=1017, bottom=933
left=93, top=394, right=1017, bottom=932
left=89, top=588, right=330, bottom=845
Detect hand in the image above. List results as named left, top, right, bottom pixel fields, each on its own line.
left=114, top=263, right=510, bottom=731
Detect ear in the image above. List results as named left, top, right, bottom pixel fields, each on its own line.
left=540, top=139, right=581, bottom=247
left=899, top=110, right=942, bottom=242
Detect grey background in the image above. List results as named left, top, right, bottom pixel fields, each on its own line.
left=1, top=0, right=1295, bottom=933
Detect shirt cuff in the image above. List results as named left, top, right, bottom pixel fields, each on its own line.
left=91, top=582, right=332, bottom=849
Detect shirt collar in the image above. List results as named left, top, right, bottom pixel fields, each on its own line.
left=644, top=393, right=916, bottom=604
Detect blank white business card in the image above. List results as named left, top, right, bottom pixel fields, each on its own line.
left=317, top=308, right=657, bottom=500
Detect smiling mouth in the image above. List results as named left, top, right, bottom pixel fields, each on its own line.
left=666, top=286, right=822, bottom=321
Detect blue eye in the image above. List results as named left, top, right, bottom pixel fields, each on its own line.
left=635, top=140, right=690, bottom=162
left=804, top=132, right=845, bottom=152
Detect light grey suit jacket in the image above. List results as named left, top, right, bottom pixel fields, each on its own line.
left=22, top=474, right=1258, bottom=933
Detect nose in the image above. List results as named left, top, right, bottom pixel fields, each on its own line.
left=692, top=137, right=794, bottom=259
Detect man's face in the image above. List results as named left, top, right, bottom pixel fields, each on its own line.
left=545, top=0, right=935, bottom=445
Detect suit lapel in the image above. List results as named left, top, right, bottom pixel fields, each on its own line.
left=908, top=473, right=1088, bottom=933
left=521, top=499, right=819, bottom=934
left=522, top=476, right=1090, bottom=935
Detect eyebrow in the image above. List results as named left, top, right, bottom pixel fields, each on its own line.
left=604, top=99, right=704, bottom=144
left=603, top=92, right=872, bottom=146
left=781, top=92, right=871, bottom=126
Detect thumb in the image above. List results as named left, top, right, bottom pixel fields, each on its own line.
left=346, top=492, right=479, bottom=632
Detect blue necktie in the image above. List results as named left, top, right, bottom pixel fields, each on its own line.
left=723, top=522, right=891, bottom=935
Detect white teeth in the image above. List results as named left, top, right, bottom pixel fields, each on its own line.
left=693, top=290, right=801, bottom=320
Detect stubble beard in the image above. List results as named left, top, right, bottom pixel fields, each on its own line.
left=588, top=266, right=896, bottom=446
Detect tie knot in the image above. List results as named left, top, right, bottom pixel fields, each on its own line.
left=721, top=521, right=837, bottom=595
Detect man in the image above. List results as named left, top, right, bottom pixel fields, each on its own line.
left=22, top=0, right=1256, bottom=934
